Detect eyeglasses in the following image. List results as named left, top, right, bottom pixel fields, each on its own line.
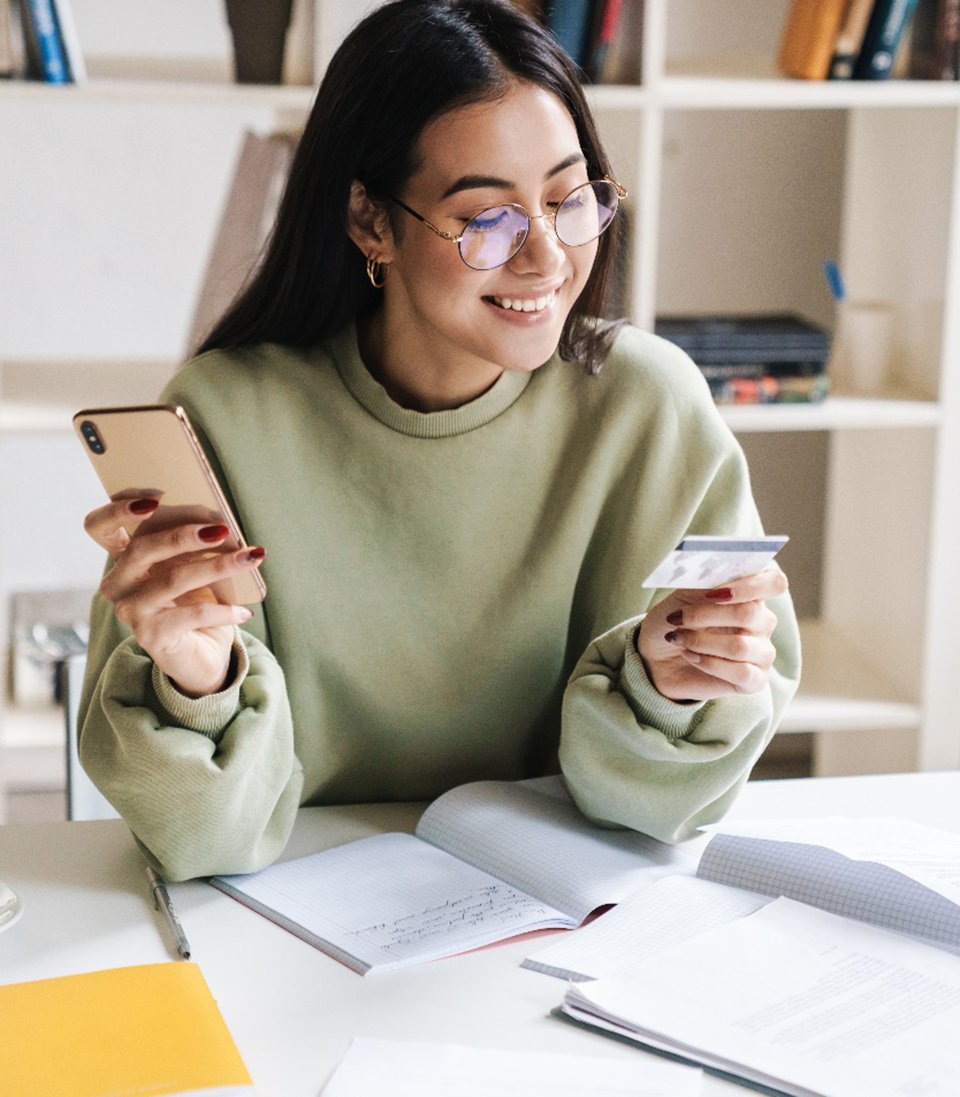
left=389, top=177, right=626, bottom=271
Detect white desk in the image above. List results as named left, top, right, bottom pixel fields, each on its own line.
left=1, top=771, right=958, bottom=1096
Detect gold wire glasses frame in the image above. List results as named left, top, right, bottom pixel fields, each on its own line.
left=389, top=176, right=627, bottom=271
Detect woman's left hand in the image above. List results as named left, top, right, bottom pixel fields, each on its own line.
left=637, top=567, right=789, bottom=702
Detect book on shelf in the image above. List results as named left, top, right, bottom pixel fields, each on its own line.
left=778, top=0, right=852, bottom=80
left=543, top=0, right=594, bottom=68
left=655, top=312, right=831, bottom=405
left=591, top=0, right=642, bottom=84
left=828, top=0, right=876, bottom=77
left=0, top=962, right=252, bottom=1096
left=50, top=0, right=84, bottom=83
left=708, top=372, right=829, bottom=404
left=583, top=0, right=623, bottom=82
left=525, top=815, right=960, bottom=982
left=655, top=312, right=831, bottom=353
left=547, top=816, right=960, bottom=1095
left=19, top=0, right=69, bottom=82
left=517, top=0, right=638, bottom=83
left=908, top=0, right=960, bottom=78
left=853, top=0, right=921, bottom=77
left=187, top=129, right=297, bottom=358
left=211, top=775, right=696, bottom=976
left=0, top=0, right=14, bottom=77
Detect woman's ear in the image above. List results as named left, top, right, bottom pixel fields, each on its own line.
left=347, top=181, right=395, bottom=263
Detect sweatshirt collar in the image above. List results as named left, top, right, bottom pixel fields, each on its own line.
left=331, top=323, right=533, bottom=439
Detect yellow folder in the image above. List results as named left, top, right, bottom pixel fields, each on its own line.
left=0, top=962, right=252, bottom=1096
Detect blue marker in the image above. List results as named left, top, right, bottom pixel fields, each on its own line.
left=823, top=259, right=845, bottom=302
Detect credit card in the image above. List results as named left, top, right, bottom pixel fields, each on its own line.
left=642, top=535, right=788, bottom=589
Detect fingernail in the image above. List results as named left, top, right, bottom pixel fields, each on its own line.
left=199, top=524, right=230, bottom=543
left=666, top=610, right=684, bottom=626
left=129, top=498, right=160, bottom=515
left=681, top=649, right=702, bottom=664
left=664, top=630, right=682, bottom=645
left=246, top=546, right=266, bottom=562
left=237, top=607, right=253, bottom=622
left=705, top=588, right=734, bottom=601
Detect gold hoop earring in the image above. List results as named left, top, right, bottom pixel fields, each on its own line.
left=366, top=255, right=387, bottom=288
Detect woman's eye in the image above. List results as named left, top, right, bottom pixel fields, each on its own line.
left=468, top=208, right=511, bottom=232
left=560, top=191, right=588, bottom=211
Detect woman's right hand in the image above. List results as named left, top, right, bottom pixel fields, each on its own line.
left=84, top=496, right=265, bottom=698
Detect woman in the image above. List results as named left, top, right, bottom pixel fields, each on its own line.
left=79, top=0, right=799, bottom=881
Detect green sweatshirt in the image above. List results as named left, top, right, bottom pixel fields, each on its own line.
left=79, top=323, right=800, bottom=880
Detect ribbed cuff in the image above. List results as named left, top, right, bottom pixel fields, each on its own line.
left=150, top=631, right=250, bottom=741
left=620, top=621, right=706, bottom=741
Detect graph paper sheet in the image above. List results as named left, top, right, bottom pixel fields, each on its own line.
left=697, top=819, right=960, bottom=949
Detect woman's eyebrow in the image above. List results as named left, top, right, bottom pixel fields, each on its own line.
left=439, top=153, right=587, bottom=200
left=440, top=174, right=511, bottom=199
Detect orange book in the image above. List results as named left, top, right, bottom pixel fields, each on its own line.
left=778, top=0, right=854, bottom=79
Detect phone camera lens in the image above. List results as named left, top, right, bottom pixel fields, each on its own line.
left=80, top=420, right=105, bottom=455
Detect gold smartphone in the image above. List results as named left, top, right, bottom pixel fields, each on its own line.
left=73, top=404, right=266, bottom=605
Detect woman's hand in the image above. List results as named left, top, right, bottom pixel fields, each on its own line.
left=637, top=567, right=788, bottom=702
left=84, top=496, right=265, bottom=698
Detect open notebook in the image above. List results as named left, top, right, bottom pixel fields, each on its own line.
left=211, top=776, right=697, bottom=974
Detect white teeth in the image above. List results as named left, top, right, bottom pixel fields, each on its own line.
left=493, top=292, right=554, bottom=313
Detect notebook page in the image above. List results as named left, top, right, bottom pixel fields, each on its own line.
left=523, top=875, right=769, bottom=981
left=416, top=777, right=696, bottom=923
left=321, top=1037, right=702, bottom=1096
left=213, top=832, right=574, bottom=974
left=697, top=832, right=960, bottom=949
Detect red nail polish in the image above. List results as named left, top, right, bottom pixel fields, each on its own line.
left=705, top=588, right=734, bottom=601
left=198, top=524, right=230, bottom=543
left=247, top=546, right=266, bottom=562
left=129, top=498, right=160, bottom=515
left=664, top=630, right=681, bottom=644
left=666, top=610, right=684, bottom=626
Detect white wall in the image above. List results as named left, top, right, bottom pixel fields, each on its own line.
left=1, top=3, right=309, bottom=666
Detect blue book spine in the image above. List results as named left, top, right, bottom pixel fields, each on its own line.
left=853, top=0, right=921, bottom=79
left=24, top=0, right=70, bottom=83
left=545, top=0, right=595, bottom=68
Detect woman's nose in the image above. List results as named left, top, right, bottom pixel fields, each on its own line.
left=509, top=213, right=565, bottom=274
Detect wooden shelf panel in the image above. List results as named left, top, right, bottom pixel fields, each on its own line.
left=0, top=71, right=316, bottom=111
left=659, top=65, right=960, bottom=111
left=719, top=396, right=941, bottom=433
left=781, top=620, right=921, bottom=735
left=0, top=703, right=64, bottom=751
left=0, top=361, right=179, bottom=432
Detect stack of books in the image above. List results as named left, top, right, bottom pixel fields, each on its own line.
left=526, top=0, right=642, bottom=84
left=778, top=0, right=959, bottom=82
left=654, top=313, right=831, bottom=405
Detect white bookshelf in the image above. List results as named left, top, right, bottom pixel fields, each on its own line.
left=627, top=0, right=960, bottom=776
left=2, top=0, right=959, bottom=780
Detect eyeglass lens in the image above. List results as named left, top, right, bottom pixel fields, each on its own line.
left=458, top=180, right=620, bottom=271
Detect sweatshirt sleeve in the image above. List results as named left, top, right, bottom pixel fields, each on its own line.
left=78, top=592, right=304, bottom=881
left=559, top=588, right=800, bottom=844
left=558, top=332, right=802, bottom=843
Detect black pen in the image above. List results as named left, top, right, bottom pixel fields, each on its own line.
left=146, top=865, right=192, bottom=960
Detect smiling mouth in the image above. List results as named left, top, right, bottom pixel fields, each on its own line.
left=488, top=291, right=557, bottom=314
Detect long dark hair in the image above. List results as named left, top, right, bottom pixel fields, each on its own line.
left=197, top=0, right=623, bottom=373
